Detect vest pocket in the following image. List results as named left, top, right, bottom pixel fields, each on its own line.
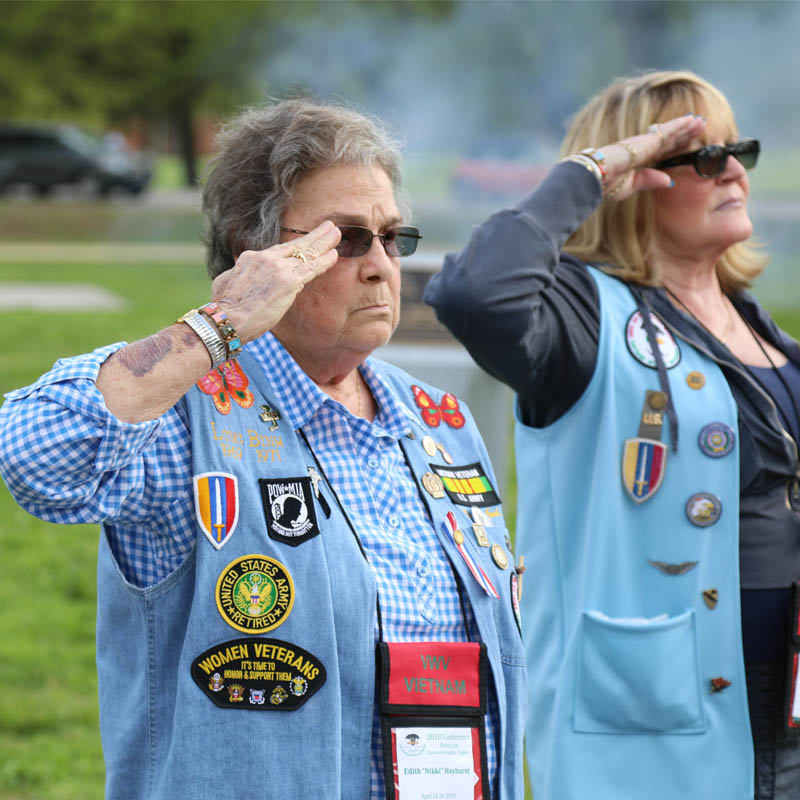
left=574, top=609, right=705, bottom=734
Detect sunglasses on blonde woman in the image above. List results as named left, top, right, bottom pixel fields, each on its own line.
left=281, top=225, right=422, bottom=258
left=655, top=138, right=760, bottom=178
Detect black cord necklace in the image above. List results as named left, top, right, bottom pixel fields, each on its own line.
left=663, top=286, right=732, bottom=346
left=738, top=312, right=800, bottom=445
left=665, top=285, right=800, bottom=445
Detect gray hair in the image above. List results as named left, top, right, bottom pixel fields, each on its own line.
left=201, top=98, right=409, bottom=278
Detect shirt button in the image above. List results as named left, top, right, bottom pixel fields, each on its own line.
left=388, top=515, right=400, bottom=528
left=417, top=564, right=429, bottom=577
left=367, top=457, right=379, bottom=469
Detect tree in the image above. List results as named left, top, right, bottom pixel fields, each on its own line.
left=0, top=0, right=277, bottom=185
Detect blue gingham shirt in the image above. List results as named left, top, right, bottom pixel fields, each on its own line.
left=0, top=332, right=498, bottom=797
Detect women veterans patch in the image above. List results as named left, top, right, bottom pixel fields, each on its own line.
left=191, top=637, right=326, bottom=711
left=625, top=309, right=680, bottom=369
left=215, top=555, right=295, bottom=633
left=259, top=477, right=320, bottom=546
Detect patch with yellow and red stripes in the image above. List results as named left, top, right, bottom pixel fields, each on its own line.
left=429, top=462, right=500, bottom=508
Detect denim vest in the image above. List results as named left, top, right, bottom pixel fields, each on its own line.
left=96, top=351, right=526, bottom=799
left=517, top=268, right=752, bottom=800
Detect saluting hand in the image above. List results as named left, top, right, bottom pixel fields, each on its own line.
left=210, top=221, right=341, bottom=346
left=597, top=114, right=707, bottom=202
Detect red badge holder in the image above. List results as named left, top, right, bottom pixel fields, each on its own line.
left=378, top=641, right=490, bottom=799
left=785, top=581, right=800, bottom=733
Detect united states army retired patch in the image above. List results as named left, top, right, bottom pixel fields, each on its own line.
left=191, top=637, right=326, bottom=710
left=216, top=555, right=294, bottom=634
left=259, top=477, right=320, bottom=546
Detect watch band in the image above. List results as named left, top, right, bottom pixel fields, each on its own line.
left=177, top=309, right=228, bottom=368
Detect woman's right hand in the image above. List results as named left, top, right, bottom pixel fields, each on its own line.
left=592, top=114, right=707, bottom=202
left=211, top=221, right=342, bottom=345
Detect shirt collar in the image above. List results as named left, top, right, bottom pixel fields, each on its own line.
left=245, top=332, right=424, bottom=439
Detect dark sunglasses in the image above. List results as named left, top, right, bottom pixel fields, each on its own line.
left=280, top=224, right=422, bottom=258
left=655, top=138, right=760, bottom=178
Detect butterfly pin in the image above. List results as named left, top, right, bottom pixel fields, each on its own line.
left=411, top=385, right=465, bottom=429
left=197, top=360, right=255, bottom=415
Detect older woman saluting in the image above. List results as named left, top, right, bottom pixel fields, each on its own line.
left=426, top=70, right=800, bottom=800
left=0, top=100, right=525, bottom=799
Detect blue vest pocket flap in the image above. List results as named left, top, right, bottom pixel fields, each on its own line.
left=574, top=609, right=705, bottom=734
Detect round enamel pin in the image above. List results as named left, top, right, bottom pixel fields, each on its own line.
left=216, top=554, right=295, bottom=633
left=686, top=492, right=722, bottom=527
left=687, top=371, right=706, bottom=390
left=491, top=543, right=509, bottom=570
left=649, top=391, right=668, bottom=410
left=422, top=435, right=437, bottom=457
left=625, top=310, right=680, bottom=369
left=698, top=422, right=735, bottom=458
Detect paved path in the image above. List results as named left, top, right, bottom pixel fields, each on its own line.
left=0, top=282, right=127, bottom=311
left=0, top=242, right=204, bottom=262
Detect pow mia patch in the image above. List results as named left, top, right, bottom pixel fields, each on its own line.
left=429, top=462, right=500, bottom=508
left=216, top=555, right=295, bottom=633
left=191, top=637, right=326, bottom=711
left=259, top=477, right=320, bottom=546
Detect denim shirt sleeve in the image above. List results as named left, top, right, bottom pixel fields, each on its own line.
left=0, top=342, right=192, bottom=526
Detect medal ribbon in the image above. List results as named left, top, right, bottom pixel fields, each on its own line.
left=443, top=511, right=499, bottom=599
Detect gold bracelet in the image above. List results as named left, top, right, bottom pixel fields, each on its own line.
left=580, top=148, right=608, bottom=182
left=604, top=169, right=633, bottom=200
left=561, top=154, right=603, bottom=188
left=620, top=141, right=638, bottom=169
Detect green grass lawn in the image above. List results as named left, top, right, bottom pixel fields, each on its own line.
left=1, top=258, right=800, bottom=798
left=0, top=260, right=209, bottom=799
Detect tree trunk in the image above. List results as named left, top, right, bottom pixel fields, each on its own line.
left=175, top=104, right=197, bottom=187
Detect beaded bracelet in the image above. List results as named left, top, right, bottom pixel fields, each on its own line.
left=198, top=302, right=243, bottom=361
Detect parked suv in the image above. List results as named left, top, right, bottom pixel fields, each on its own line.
left=0, top=123, right=153, bottom=196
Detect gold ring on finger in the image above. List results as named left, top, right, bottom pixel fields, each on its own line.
left=290, top=246, right=308, bottom=264
left=621, top=141, right=638, bottom=169
left=648, top=123, right=665, bottom=146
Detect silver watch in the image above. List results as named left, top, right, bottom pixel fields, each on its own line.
left=178, top=309, right=227, bottom=368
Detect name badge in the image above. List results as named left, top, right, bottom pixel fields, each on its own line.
left=377, top=641, right=490, bottom=799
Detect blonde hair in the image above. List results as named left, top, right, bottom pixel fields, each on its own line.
left=559, top=70, right=766, bottom=291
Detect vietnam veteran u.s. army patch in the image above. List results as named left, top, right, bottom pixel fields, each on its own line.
left=191, top=637, right=326, bottom=710
left=429, top=462, right=500, bottom=507
left=259, top=477, right=320, bottom=546
left=215, top=555, right=294, bottom=634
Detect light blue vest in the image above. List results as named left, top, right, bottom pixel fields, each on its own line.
left=517, top=268, right=752, bottom=799
left=96, top=350, right=525, bottom=799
